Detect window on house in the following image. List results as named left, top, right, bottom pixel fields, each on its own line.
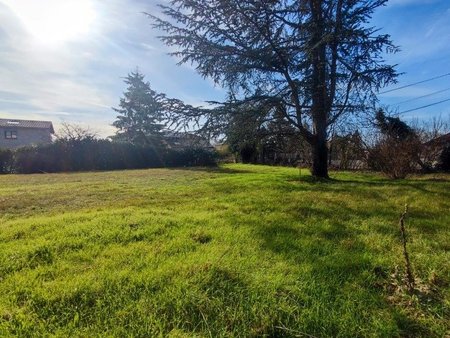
left=5, top=130, right=18, bottom=139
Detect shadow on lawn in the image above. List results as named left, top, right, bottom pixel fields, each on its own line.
left=292, top=173, right=448, bottom=185
left=285, top=173, right=450, bottom=201
left=170, top=166, right=255, bottom=175
left=211, top=174, right=447, bottom=336
left=247, top=206, right=438, bottom=337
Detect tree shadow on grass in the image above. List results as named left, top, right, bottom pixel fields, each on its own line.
left=248, top=209, right=441, bottom=337
left=285, top=173, right=450, bottom=203
left=210, top=172, right=448, bottom=336
left=168, top=166, right=255, bottom=175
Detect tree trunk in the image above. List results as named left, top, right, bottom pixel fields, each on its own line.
left=309, top=0, right=329, bottom=179
left=311, top=124, right=329, bottom=178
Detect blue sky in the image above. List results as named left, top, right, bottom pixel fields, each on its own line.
left=373, top=0, right=450, bottom=121
left=0, top=0, right=449, bottom=137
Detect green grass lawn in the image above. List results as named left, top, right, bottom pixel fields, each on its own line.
left=0, top=164, right=448, bottom=337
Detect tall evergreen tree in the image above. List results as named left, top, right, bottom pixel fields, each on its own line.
left=113, top=71, right=165, bottom=146
left=149, top=0, right=399, bottom=177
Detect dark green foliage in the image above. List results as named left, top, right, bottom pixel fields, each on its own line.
left=4, top=141, right=216, bottom=174
left=226, top=105, right=307, bottom=165
left=0, top=148, right=13, bottom=174
left=165, top=147, right=217, bottom=167
left=13, top=141, right=163, bottom=173
left=113, top=71, right=165, bottom=145
left=226, top=108, right=262, bottom=163
left=375, top=109, right=415, bottom=140
left=439, top=145, right=450, bottom=171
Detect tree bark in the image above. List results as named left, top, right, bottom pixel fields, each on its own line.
left=309, top=0, right=329, bottom=179
left=311, top=122, right=329, bottom=178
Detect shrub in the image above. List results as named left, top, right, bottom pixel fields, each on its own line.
left=368, top=109, right=421, bottom=179
left=367, top=136, right=421, bottom=179
left=166, top=147, right=217, bottom=167
left=438, top=145, right=450, bottom=172
left=0, top=148, right=13, bottom=174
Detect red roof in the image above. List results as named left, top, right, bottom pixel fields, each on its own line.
left=0, top=118, right=54, bottom=133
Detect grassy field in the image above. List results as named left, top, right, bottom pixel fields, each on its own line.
left=0, top=164, right=448, bottom=337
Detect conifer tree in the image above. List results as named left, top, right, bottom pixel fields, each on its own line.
left=149, top=0, right=399, bottom=177
left=113, top=71, right=165, bottom=146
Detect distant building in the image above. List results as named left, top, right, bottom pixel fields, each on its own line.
left=424, top=132, right=450, bottom=150
left=0, top=118, right=54, bottom=149
left=422, top=133, right=450, bottom=170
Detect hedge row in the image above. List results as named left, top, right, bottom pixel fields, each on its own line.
left=0, top=139, right=216, bottom=174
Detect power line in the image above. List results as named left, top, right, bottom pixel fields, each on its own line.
left=399, top=98, right=450, bottom=115
left=379, top=72, right=450, bottom=95
left=394, top=87, right=450, bottom=105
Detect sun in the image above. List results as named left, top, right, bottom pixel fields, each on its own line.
left=4, top=0, right=96, bottom=44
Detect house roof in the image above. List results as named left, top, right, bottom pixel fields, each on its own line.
left=424, top=133, right=450, bottom=147
left=0, top=118, right=54, bottom=133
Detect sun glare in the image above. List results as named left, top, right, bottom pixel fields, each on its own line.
left=5, top=0, right=96, bottom=44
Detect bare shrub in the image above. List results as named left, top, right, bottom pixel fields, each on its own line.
left=368, top=109, right=421, bottom=179
left=368, top=135, right=421, bottom=179
left=55, top=123, right=98, bottom=142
